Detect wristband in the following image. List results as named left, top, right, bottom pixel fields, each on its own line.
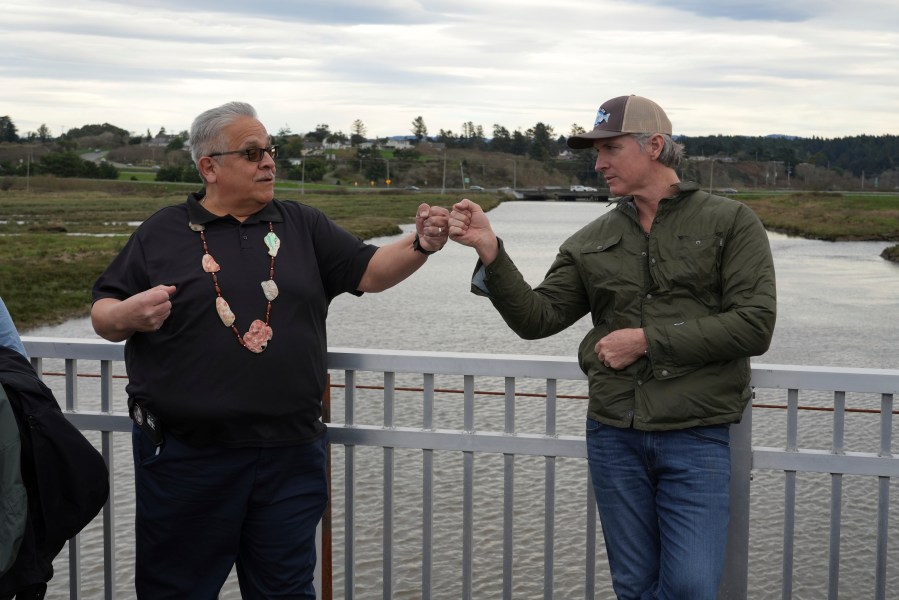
left=412, top=233, right=437, bottom=255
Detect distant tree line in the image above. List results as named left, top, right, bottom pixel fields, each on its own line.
left=1, top=113, right=896, bottom=182
left=677, top=134, right=899, bottom=178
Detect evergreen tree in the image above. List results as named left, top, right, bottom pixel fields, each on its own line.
left=528, top=123, right=556, bottom=161
left=411, top=116, right=428, bottom=141
left=0, top=116, right=19, bottom=142
left=491, top=125, right=512, bottom=153
left=351, top=119, right=367, bottom=146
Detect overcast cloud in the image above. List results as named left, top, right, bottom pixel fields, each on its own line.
left=2, top=0, right=897, bottom=139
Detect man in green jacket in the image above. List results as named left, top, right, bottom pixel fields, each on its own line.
left=449, top=95, right=776, bottom=600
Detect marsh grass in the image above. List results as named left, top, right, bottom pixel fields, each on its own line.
left=0, top=182, right=496, bottom=330
left=740, top=192, right=899, bottom=241
left=0, top=234, right=128, bottom=329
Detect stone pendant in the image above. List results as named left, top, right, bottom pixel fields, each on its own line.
left=215, top=297, right=236, bottom=327
left=264, top=231, right=281, bottom=257
left=202, top=253, right=220, bottom=273
left=261, top=279, right=279, bottom=301
left=243, top=319, right=273, bottom=353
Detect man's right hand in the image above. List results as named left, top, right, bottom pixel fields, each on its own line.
left=91, top=284, right=176, bottom=342
left=449, top=198, right=499, bottom=265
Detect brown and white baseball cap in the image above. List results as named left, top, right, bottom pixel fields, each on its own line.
left=567, top=95, right=672, bottom=149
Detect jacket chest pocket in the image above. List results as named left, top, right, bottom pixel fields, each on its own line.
left=579, top=235, right=624, bottom=283
left=659, top=233, right=723, bottom=291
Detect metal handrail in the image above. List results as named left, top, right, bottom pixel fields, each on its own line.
left=20, top=337, right=899, bottom=600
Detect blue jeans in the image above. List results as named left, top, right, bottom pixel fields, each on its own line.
left=586, top=419, right=731, bottom=600
left=132, top=425, right=329, bottom=599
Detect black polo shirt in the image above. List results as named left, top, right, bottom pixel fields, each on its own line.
left=92, top=192, right=377, bottom=447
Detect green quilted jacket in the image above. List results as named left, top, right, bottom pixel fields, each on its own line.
left=473, top=182, right=777, bottom=430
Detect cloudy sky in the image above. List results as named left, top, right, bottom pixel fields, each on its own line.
left=3, top=0, right=898, bottom=140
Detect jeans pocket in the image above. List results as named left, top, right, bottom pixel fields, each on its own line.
left=685, top=424, right=730, bottom=447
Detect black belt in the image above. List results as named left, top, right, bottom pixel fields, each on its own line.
left=128, top=398, right=165, bottom=446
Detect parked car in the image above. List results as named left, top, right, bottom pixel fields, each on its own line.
left=469, top=185, right=485, bottom=191
left=405, top=185, right=420, bottom=191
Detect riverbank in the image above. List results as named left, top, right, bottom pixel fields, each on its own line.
left=737, top=191, right=899, bottom=264
left=1, top=183, right=897, bottom=331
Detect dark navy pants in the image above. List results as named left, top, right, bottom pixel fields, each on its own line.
left=132, top=424, right=328, bottom=599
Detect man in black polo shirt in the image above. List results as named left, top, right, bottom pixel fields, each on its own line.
left=91, top=101, right=449, bottom=599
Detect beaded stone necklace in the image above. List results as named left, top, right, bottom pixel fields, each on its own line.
left=189, top=220, right=281, bottom=353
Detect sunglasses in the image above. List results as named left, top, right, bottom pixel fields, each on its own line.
left=208, top=145, right=279, bottom=162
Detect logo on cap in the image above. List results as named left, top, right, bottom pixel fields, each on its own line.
left=594, top=108, right=611, bottom=127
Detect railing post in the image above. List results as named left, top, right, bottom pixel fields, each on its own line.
left=320, top=374, right=332, bottom=600
left=719, top=402, right=752, bottom=599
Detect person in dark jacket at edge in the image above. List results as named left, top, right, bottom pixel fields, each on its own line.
left=91, top=101, right=450, bottom=599
left=448, top=95, right=776, bottom=600
left=0, top=297, right=43, bottom=600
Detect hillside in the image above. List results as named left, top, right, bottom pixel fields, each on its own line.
left=2, top=125, right=897, bottom=192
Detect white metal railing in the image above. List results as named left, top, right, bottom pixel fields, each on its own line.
left=20, top=337, right=899, bottom=600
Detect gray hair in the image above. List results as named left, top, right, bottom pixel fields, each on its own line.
left=632, top=133, right=684, bottom=169
left=189, top=101, right=258, bottom=165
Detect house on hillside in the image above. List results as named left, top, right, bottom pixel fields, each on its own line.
left=303, top=141, right=325, bottom=156
left=323, top=140, right=351, bottom=150
left=384, top=139, right=413, bottom=150
left=147, top=133, right=178, bottom=148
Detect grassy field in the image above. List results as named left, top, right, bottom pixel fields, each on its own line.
left=738, top=191, right=899, bottom=241
left=1, top=179, right=897, bottom=331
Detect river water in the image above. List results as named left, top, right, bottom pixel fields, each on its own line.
left=25, top=200, right=899, bottom=599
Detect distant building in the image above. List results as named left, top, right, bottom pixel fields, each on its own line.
left=147, top=133, right=177, bottom=148
left=383, top=139, right=413, bottom=150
